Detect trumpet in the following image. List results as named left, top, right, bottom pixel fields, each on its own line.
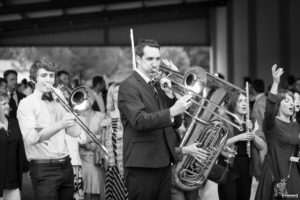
left=43, top=82, right=109, bottom=156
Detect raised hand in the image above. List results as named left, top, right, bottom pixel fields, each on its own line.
left=271, top=64, right=284, bottom=84
left=162, top=59, right=179, bottom=72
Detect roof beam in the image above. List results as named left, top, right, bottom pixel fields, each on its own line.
left=0, top=0, right=225, bottom=15
left=0, top=1, right=211, bottom=29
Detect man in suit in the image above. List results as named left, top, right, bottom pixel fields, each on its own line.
left=3, top=70, right=26, bottom=118
left=118, top=39, right=208, bottom=200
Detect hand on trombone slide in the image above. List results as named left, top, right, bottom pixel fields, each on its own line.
left=170, top=94, right=193, bottom=117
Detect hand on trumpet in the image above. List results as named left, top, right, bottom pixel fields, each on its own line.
left=170, top=94, right=193, bottom=117
left=162, top=59, right=179, bottom=72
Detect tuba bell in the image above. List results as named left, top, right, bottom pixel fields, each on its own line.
left=158, top=65, right=245, bottom=191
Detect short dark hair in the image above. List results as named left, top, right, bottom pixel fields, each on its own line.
left=135, top=39, right=160, bottom=57
left=0, top=78, right=7, bottom=85
left=29, top=57, right=57, bottom=82
left=287, top=75, right=295, bottom=85
left=92, top=76, right=105, bottom=88
left=57, top=70, right=70, bottom=78
left=3, top=69, right=17, bottom=79
left=252, top=79, right=265, bottom=93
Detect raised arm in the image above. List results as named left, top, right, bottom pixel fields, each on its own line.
left=263, top=64, right=284, bottom=132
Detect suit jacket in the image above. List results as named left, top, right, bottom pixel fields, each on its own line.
left=118, top=71, right=182, bottom=168
left=0, top=117, right=29, bottom=196
left=9, top=91, right=26, bottom=118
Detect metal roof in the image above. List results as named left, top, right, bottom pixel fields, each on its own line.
left=0, top=0, right=226, bottom=37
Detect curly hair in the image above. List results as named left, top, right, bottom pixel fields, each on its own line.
left=29, top=57, right=57, bottom=82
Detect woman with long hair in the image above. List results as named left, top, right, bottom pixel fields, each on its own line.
left=255, top=65, right=300, bottom=200
left=0, top=93, right=29, bottom=200
left=218, top=90, right=265, bottom=200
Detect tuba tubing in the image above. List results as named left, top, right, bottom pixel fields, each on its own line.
left=44, top=83, right=109, bottom=157
left=156, top=64, right=245, bottom=191
left=155, top=67, right=244, bottom=132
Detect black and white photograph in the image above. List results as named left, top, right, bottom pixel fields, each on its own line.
left=1, top=0, right=300, bottom=200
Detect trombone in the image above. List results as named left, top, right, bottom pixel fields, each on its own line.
left=156, top=65, right=244, bottom=131
left=43, top=82, right=109, bottom=156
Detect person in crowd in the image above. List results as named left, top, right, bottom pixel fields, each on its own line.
left=293, top=90, right=300, bottom=124
left=3, top=70, right=26, bottom=118
left=57, top=70, right=73, bottom=93
left=60, top=86, right=85, bottom=200
left=17, top=79, right=28, bottom=94
left=255, top=65, right=300, bottom=200
left=0, top=93, right=29, bottom=200
left=0, top=78, right=8, bottom=95
left=17, top=57, right=82, bottom=200
left=103, top=83, right=128, bottom=199
left=118, top=39, right=208, bottom=200
left=78, top=99, right=107, bottom=200
left=22, top=81, right=35, bottom=96
left=251, top=79, right=268, bottom=171
left=91, top=75, right=106, bottom=113
left=294, top=77, right=300, bottom=93
left=217, top=90, right=265, bottom=200
left=286, top=75, right=295, bottom=91
left=72, top=79, right=80, bottom=89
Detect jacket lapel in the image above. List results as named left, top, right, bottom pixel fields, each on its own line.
left=133, top=72, right=160, bottom=108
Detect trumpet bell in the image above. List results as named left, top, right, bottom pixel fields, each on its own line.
left=69, top=86, right=95, bottom=113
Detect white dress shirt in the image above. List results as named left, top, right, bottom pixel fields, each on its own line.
left=17, top=89, right=70, bottom=160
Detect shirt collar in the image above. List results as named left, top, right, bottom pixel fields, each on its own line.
left=32, top=89, right=44, bottom=99
left=135, top=68, right=152, bottom=84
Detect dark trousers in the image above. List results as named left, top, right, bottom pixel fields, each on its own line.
left=218, top=156, right=252, bottom=200
left=30, top=159, right=74, bottom=200
left=125, top=166, right=171, bottom=200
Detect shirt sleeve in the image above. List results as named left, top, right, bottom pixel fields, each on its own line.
left=17, top=99, right=41, bottom=146
left=263, top=93, right=281, bottom=133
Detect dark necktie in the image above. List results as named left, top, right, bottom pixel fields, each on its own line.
left=149, top=80, right=159, bottom=100
left=8, top=93, right=17, bottom=118
left=41, top=92, right=54, bottom=102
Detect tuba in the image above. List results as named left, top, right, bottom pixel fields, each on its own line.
left=158, top=65, right=245, bottom=191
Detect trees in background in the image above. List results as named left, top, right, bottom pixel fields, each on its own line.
left=0, top=46, right=209, bottom=83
